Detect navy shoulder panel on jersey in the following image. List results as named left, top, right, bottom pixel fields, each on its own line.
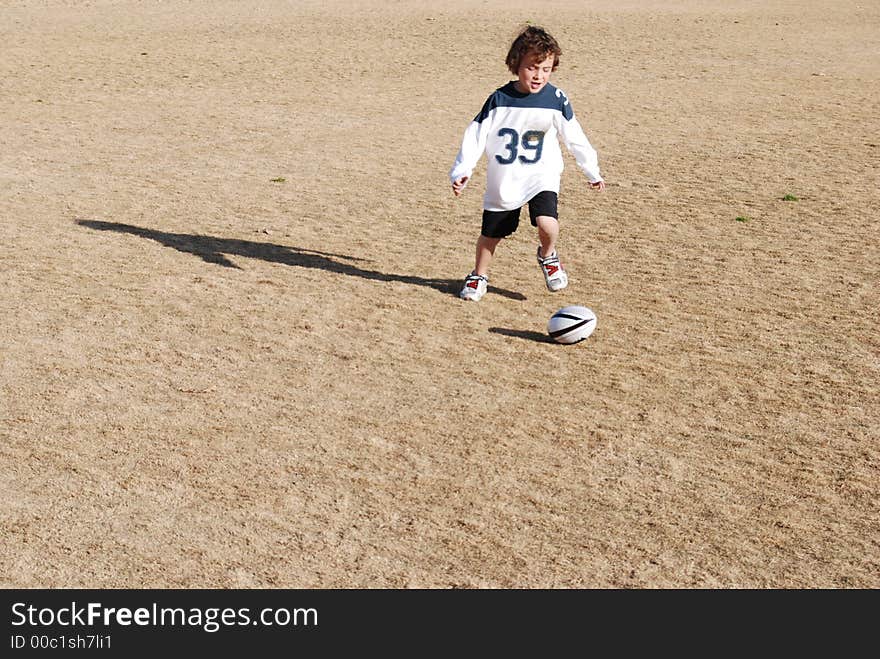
left=473, top=82, right=574, bottom=122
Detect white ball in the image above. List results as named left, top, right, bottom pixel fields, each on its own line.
left=547, top=305, right=597, bottom=344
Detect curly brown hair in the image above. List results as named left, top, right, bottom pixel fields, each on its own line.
left=505, top=25, right=562, bottom=75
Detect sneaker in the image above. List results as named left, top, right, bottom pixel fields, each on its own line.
left=459, top=272, right=488, bottom=301
left=536, top=247, right=568, bottom=291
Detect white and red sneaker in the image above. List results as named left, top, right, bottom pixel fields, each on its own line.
left=459, top=272, right=488, bottom=301
left=536, top=247, right=568, bottom=291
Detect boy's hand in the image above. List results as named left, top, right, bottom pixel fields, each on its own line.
left=452, top=176, right=469, bottom=197
left=590, top=180, right=606, bottom=191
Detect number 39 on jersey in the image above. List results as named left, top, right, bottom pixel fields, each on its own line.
left=495, top=128, right=546, bottom=165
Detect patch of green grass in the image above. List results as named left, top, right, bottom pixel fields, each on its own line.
left=270, top=177, right=286, bottom=183
left=782, top=193, right=799, bottom=201
left=735, top=216, right=750, bottom=223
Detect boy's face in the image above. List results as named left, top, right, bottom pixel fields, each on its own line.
left=515, top=52, right=555, bottom=94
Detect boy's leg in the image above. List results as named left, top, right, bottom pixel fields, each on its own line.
left=528, top=191, right=560, bottom=258
left=528, top=191, right=566, bottom=291
left=474, top=234, right=501, bottom=276
left=535, top=215, right=559, bottom=259
left=534, top=215, right=568, bottom=292
left=460, top=207, right=518, bottom=301
left=460, top=234, right=500, bottom=301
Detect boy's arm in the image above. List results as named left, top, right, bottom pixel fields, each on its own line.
left=449, top=108, right=493, bottom=195
left=449, top=120, right=485, bottom=194
left=556, top=111, right=604, bottom=186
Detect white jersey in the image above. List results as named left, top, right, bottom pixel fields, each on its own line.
left=449, top=82, right=602, bottom=212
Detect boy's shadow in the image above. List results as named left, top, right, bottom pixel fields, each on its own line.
left=76, top=220, right=526, bottom=300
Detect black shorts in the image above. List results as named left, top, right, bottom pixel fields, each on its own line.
left=480, top=191, right=558, bottom=239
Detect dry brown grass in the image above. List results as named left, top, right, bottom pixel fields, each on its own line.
left=1, top=0, right=878, bottom=588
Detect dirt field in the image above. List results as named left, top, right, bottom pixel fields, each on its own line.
left=1, top=0, right=878, bottom=588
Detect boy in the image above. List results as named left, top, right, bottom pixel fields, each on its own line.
left=449, top=25, right=605, bottom=302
